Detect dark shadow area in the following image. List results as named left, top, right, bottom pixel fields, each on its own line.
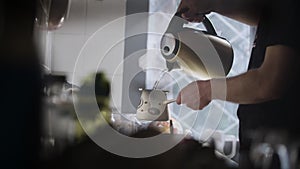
left=39, top=128, right=234, bottom=169
left=0, top=1, right=42, bottom=169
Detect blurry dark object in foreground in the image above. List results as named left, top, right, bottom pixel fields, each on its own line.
left=40, top=74, right=81, bottom=160
left=38, top=71, right=114, bottom=161
left=79, top=72, right=111, bottom=113
left=1, top=1, right=42, bottom=169
left=40, top=128, right=234, bottom=169
left=244, top=128, right=300, bottom=169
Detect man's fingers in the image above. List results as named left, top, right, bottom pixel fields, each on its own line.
left=176, top=7, right=205, bottom=23
left=177, top=0, right=208, bottom=23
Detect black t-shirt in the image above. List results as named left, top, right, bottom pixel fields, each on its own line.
left=237, top=0, right=300, bottom=150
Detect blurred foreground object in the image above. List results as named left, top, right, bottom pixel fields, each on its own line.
left=40, top=72, right=111, bottom=160
left=41, top=130, right=236, bottom=169
left=239, top=128, right=300, bottom=169
left=78, top=72, right=111, bottom=122
left=1, top=1, right=42, bottom=168
left=40, top=74, right=79, bottom=159
left=71, top=72, right=112, bottom=139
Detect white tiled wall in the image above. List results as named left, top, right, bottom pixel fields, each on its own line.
left=85, top=0, right=126, bottom=36
left=51, top=34, right=86, bottom=74
left=35, top=0, right=125, bottom=81
left=35, top=0, right=126, bottom=109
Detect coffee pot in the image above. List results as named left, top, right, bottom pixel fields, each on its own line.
left=160, top=12, right=234, bottom=79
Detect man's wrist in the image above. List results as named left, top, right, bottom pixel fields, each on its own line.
left=210, top=78, right=227, bottom=101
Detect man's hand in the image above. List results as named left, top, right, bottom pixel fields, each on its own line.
left=176, top=80, right=212, bottom=110
left=177, top=0, right=214, bottom=22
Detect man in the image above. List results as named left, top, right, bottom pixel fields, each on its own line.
left=175, top=0, right=300, bottom=167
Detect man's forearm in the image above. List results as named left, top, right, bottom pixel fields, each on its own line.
left=212, top=69, right=274, bottom=104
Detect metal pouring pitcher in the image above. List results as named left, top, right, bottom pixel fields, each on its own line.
left=136, top=89, right=174, bottom=121
left=160, top=12, right=234, bottom=79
